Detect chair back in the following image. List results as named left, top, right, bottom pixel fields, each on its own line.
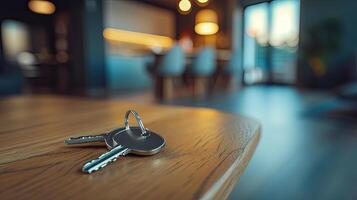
left=158, top=45, right=185, bottom=76
left=191, top=48, right=216, bottom=76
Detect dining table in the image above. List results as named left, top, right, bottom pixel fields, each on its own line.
left=0, top=95, right=260, bottom=200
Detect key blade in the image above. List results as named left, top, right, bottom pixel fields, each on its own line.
left=65, top=135, right=105, bottom=145
left=82, top=145, right=129, bottom=174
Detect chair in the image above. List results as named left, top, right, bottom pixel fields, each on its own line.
left=189, top=48, right=216, bottom=96
left=155, top=45, right=185, bottom=99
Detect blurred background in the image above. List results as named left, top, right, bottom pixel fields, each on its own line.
left=0, top=0, right=356, bottom=199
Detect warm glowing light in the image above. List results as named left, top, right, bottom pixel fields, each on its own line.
left=178, top=0, right=192, bottom=12
left=195, top=9, right=219, bottom=35
left=270, top=1, right=299, bottom=47
left=246, top=9, right=267, bottom=37
left=197, top=0, right=209, bottom=4
left=195, top=23, right=219, bottom=35
left=28, top=0, right=55, bottom=15
left=245, top=5, right=268, bottom=45
left=103, top=28, right=173, bottom=49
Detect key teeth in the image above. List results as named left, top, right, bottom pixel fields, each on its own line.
left=64, top=134, right=105, bottom=145
left=84, top=165, right=101, bottom=174
left=82, top=145, right=127, bottom=174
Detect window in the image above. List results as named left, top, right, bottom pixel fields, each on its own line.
left=243, top=0, right=300, bottom=84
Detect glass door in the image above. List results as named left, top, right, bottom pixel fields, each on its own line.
left=243, top=0, right=300, bottom=84
left=243, top=2, right=269, bottom=84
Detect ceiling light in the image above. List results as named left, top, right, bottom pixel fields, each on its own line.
left=197, top=0, right=209, bottom=5
left=195, top=9, right=219, bottom=35
left=178, top=0, right=192, bottom=14
left=28, top=0, right=56, bottom=15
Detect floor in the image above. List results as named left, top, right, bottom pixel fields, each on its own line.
left=154, top=85, right=357, bottom=200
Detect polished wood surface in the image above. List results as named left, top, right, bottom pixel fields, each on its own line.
left=0, top=96, right=260, bottom=200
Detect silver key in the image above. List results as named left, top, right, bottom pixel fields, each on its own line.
left=82, top=110, right=166, bottom=173
left=64, top=127, right=125, bottom=149
left=65, top=110, right=146, bottom=148
left=82, top=127, right=165, bottom=173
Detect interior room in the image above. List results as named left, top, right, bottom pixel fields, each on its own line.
left=0, top=0, right=356, bottom=199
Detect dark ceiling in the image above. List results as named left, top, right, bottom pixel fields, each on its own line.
left=137, top=0, right=272, bottom=10
left=137, top=0, right=178, bottom=10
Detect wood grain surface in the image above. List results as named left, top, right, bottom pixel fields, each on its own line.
left=0, top=95, right=260, bottom=200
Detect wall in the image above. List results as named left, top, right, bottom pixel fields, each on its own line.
left=83, top=0, right=106, bottom=93
left=297, top=0, right=357, bottom=87
left=103, top=0, right=175, bottom=91
left=66, top=0, right=106, bottom=95
left=233, top=0, right=244, bottom=81
left=104, top=0, right=175, bottom=37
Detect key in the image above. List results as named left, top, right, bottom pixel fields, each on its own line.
left=65, top=110, right=166, bottom=173
left=64, top=127, right=125, bottom=149
left=82, top=127, right=165, bottom=173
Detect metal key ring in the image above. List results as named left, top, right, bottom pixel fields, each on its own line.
left=124, top=110, right=149, bottom=137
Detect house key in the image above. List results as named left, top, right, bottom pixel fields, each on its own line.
left=82, top=126, right=165, bottom=173
left=64, top=127, right=126, bottom=149
left=65, top=110, right=165, bottom=174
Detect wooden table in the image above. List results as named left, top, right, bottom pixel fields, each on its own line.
left=0, top=96, right=260, bottom=200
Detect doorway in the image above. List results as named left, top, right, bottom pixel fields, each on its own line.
left=243, top=0, right=300, bottom=84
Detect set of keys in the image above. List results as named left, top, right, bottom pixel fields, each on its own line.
left=65, top=110, right=165, bottom=173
